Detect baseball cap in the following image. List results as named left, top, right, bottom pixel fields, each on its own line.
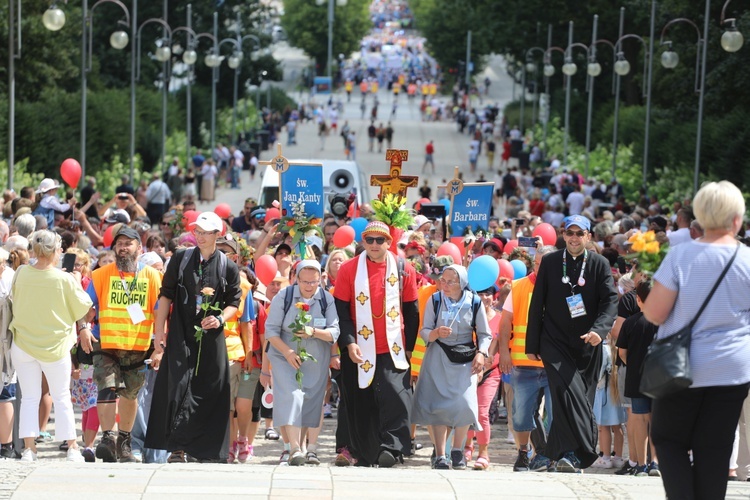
left=428, top=255, right=454, bottom=280
left=483, top=239, right=504, bottom=253
left=105, top=209, right=131, bottom=225
left=648, top=215, right=668, bottom=230
left=250, top=207, right=266, bottom=219
left=274, top=243, right=292, bottom=257
left=564, top=215, right=591, bottom=232
left=361, top=221, right=392, bottom=240
left=111, top=226, right=141, bottom=245
left=191, top=212, right=224, bottom=233
left=413, top=214, right=430, bottom=230
left=216, top=233, right=239, bottom=253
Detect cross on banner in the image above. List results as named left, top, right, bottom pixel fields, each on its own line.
left=370, top=149, right=418, bottom=200
left=257, top=143, right=290, bottom=205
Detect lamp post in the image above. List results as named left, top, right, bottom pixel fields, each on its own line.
left=659, top=4, right=710, bottom=194
left=520, top=46, right=545, bottom=136
left=543, top=39, right=565, bottom=160
left=720, top=0, right=745, bottom=52
left=562, top=21, right=589, bottom=168
left=315, top=0, right=347, bottom=80
left=82, top=0, right=131, bottom=187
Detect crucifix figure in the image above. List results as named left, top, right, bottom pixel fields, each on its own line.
left=370, top=149, right=418, bottom=200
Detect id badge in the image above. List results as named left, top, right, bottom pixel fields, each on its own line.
left=126, top=303, right=147, bottom=324
left=313, top=318, right=326, bottom=328
left=566, top=294, right=587, bottom=319
left=195, top=295, right=203, bottom=315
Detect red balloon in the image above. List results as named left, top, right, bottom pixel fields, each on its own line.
left=498, top=258, right=514, bottom=281
left=532, top=222, right=557, bottom=246
left=60, top=158, right=82, bottom=188
left=437, top=241, right=462, bottom=266
left=504, top=239, right=519, bottom=255
left=265, top=207, right=280, bottom=223
left=415, top=197, right=431, bottom=211
left=214, top=203, right=232, bottom=219
left=256, top=255, right=278, bottom=286
left=182, top=210, right=199, bottom=228
left=332, top=225, right=355, bottom=248
left=102, top=225, right=116, bottom=248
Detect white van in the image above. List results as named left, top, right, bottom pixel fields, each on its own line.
left=258, top=159, right=371, bottom=212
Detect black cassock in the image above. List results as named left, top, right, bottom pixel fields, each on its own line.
left=145, top=248, right=241, bottom=461
left=526, top=248, right=618, bottom=468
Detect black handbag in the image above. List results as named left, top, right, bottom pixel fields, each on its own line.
left=434, top=339, right=477, bottom=364
left=639, top=243, right=739, bottom=399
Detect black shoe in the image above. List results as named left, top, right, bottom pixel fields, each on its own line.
left=377, top=450, right=397, bottom=468
left=450, top=449, right=466, bottom=470
left=167, top=450, right=198, bottom=463
left=513, top=448, right=531, bottom=472
left=82, top=447, right=96, bottom=463
left=528, top=454, right=552, bottom=472
left=555, top=452, right=581, bottom=473
left=614, top=461, right=637, bottom=475
left=0, top=447, right=21, bottom=460
left=434, top=455, right=451, bottom=470
left=117, top=434, right=136, bottom=463
left=95, top=431, right=118, bottom=463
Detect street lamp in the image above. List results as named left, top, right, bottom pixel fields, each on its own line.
left=562, top=21, right=589, bottom=168
left=720, top=1, right=744, bottom=52
left=316, top=0, right=347, bottom=80
left=42, top=3, right=67, bottom=31
left=540, top=25, right=562, bottom=159
left=81, top=0, right=131, bottom=187
left=659, top=7, right=710, bottom=194
left=520, top=47, right=544, bottom=135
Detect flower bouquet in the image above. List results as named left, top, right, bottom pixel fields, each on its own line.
left=371, top=194, right=415, bottom=250
left=278, top=200, right=323, bottom=259
left=627, top=230, right=669, bottom=275
left=287, top=302, right=318, bottom=389
left=194, top=287, right=222, bottom=375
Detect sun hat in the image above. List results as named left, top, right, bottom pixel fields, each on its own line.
left=35, top=178, right=61, bottom=194
left=361, top=221, right=392, bottom=240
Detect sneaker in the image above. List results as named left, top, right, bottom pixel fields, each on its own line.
left=335, top=447, right=354, bottom=467
left=634, top=464, right=649, bottom=477
left=289, top=450, right=305, bottom=466
left=528, top=454, right=552, bottom=472
left=555, top=452, right=581, bottom=473
left=278, top=450, right=290, bottom=466
left=377, top=450, right=397, bottom=468
left=0, top=447, right=21, bottom=460
left=591, top=456, right=613, bottom=469
left=131, top=449, right=143, bottom=463
left=513, top=448, right=531, bottom=472
left=323, top=404, right=333, bottom=418
left=505, top=431, right=515, bottom=444
left=117, top=434, right=136, bottom=463
left=614, top=461, right=638, bottom=475
left=167, top=450, right=198, bottom=463
left=434, top=455, right=451, bottom=470
left=611, top=456, right=626, bottom=469
left=411, top=442, right=423, bottom=454
left=430, top=448, right=437, bottom=469
left=647, top=462, right=661, bottom=477
left=227, top=441, right=238, bottom=464
left=450, top=449, right=466, bottom=470
left=305, top=451, right=320, bottom=465
left=66, top=447, right=85, bottom=463
left=20, top=448, right=37, bottom=462
left=95, top=431, right=118, bottom=463
left=82, top=447, right=96, bottom=463
left=237, top=441, right=251, bottom=464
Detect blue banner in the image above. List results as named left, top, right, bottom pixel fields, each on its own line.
left=314, top=76, right=332, bottom=94
left=450, top=183, right=494, bottom=236
left=281, top=164, right=325, bottom=219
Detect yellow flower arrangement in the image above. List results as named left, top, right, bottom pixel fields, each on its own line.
left=627, top=231, right=668, bottom=274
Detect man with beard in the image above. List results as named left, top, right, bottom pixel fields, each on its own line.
left=145, top=212, right=242, bottom=463
left=85, top=227, right=163, bottom=462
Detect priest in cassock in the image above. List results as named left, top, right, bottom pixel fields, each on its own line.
left=526, top=215, right=618, bottom=473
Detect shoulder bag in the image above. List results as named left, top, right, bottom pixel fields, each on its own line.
left=639, top=243, right=739, bottom=399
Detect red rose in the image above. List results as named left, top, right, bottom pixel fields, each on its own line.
left=286, top=221, right=295, bottom=227
left=302, top=304, right=310, bottom=312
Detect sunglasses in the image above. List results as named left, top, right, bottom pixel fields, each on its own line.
left=364, top=236, right=387, bottom=245
left=565, top=230, right=587, bottom=238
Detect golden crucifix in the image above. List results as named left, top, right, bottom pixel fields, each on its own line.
left=370, top=149, right=419, bottom=200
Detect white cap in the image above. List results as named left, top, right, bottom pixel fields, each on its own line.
left=191, top=212, right=224, bottom=233
left=35, top=178, right=61, bottom=194
left=413, top=214, right=430, bottom=230
left=139, top=251, right=162, bottom=267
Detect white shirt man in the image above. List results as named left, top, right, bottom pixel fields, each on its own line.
left=566, top=190, right=585, bottom=216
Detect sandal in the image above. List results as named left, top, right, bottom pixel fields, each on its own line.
left=264, top=428, right=280, bottom=440
left=305, top=451, right=320, bottom=465
left=473, top=456, right=490, bottom=470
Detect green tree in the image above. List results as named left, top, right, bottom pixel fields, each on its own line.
left=281, top=0, right=370, bottom=76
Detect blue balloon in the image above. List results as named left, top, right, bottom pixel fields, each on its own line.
left=511, top=259, right=527, bottom=280
left=350, top=217, right=368, bottom=242
left=468, top=255, right=499, bottom=291
left=438, top=198, right=451, bottom=213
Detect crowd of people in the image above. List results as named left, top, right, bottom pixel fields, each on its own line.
left=0, top=162, right=748, bottom=499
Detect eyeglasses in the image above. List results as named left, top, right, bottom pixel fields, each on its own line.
left=439, top=278, right=459, bottom=286
left=73, top=262, right=84, bottom=270
left=298, top=280, right=319, bottom=287
left=565, top=230, right=586, bottom=238
left=364, top=236, right=387, bottom=245
left=194, top=229, right=218, bottom=237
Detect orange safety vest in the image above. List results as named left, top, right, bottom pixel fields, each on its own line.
left=429, top=83, right=438, bottom=95
left=92, top=263, right=162, bottom=351
left=393, top=82, right=401, bottom=94
left=398, top=74, right=405, bottom=85
left=359, top=81, right=369, bottom=93
left=509, top=276, right=544, bottom=368
left=407, top=83, right=416, bottom=96
left=410, top=283, right=438, bottom=377
left=225, top=277, right=251, bottom=362
left=421, top=84, right=429, bottom=95
left=345, top=80, right=353, bottom=92
left=371, top=81, right=379, bottom=93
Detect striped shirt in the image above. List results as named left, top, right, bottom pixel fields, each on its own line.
left=653, top=240, right=750, bottom=388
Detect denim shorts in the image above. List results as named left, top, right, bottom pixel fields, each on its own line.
left=0, top=383, right=16, bottom=402
left=510, top=366, right=553, bottom=432
left=631, top=397, right=652, bottom=415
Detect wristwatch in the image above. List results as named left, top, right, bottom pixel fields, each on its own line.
left=216, top=315, right=225, bottom=326
left=478, top=350, right=489, bottom=358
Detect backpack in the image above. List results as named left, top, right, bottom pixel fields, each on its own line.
left=177, top=247, right=228, bottom=305
left=1, top=266, right=24, bottom=383
left=282, top=284, right=329, bottom=318
left=430, top=290, right=481, bottom=332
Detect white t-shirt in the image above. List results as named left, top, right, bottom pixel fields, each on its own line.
left=667, top=227, right=692, bottom=246
left=550, top=159, right=561, bottom=171
left=502, top=290, right=514, bottom=314
left=232, top=149, right=244, bottom=168
left=566, top=191, right=585, bottom=215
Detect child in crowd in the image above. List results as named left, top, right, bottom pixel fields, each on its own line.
left=591, top=340, right=627, bottom=469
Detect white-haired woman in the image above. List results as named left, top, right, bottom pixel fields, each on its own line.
left=10, top=230, right=93, bottom=461
left=643, top=181, right=750, bottom=500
